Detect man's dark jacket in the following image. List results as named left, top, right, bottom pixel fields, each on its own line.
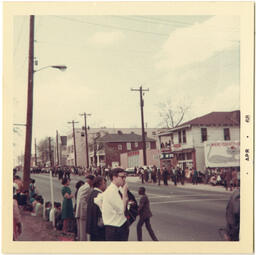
left=86, top=189, right=105, bottom=240
left=138, top=194, right=152, bottom=220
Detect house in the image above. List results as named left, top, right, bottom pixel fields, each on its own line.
left=158, top=110, right=240, bottom=173
left=92, top=131, right=157, bottom=168
left=66, top=127, right=161, bottom=168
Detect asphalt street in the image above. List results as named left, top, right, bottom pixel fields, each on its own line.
left=28, top=173, right=231, bottom=241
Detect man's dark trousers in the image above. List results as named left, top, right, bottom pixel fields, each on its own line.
left=90, top=233, right=105, bottom=241
left=105, top=221, right=129, bottom=241
left=137, top=217, right=158, bottom=241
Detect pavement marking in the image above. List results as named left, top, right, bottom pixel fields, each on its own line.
left=151, top=198, right=228, bottom=205
left=140, top=192, right=228, bottom=199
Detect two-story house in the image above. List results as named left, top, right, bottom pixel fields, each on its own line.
left=94, top=131, right=156, bottom=168
left=66, top=127, right=161, bottom=168
left=158, top=110, right=240, bottom=173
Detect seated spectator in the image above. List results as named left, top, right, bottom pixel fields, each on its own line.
left=31, top=196, right=44, bottom=216
left=45, top=201, right=52, bottom=221
left=29, top=179, right=36, bottom=202
left=30, top=193, right=37, bottom=204
left=55, top=203, right=63, bottom=231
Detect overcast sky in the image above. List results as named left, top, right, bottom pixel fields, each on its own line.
left=13, top=15, right=240, bottom=161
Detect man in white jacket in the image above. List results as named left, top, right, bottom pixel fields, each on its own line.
left=75, top=175, right=94, bottom=241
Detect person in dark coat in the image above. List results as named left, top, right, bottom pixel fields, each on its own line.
left=157, top=168, right=162, bottom=186
left=86, top=176, right=106, bottom=241
left=180, top=168, right=185, bottom=185
left=225, top=189, right=240, bottom=241
left=162, top=168, right=168, bottom=185
left=137, top=187, right=158, bottom=241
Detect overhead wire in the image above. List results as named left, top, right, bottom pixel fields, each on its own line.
left=53, top=15, right=170, bottom=37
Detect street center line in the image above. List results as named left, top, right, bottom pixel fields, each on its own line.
left=151, top=198, right=228, bottom=205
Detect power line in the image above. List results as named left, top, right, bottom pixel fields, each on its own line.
left=132, top=15, right=197, bottom=26
left=53, top=15, right=169, bottom=37
left=112, top=15, right=182, bottom=27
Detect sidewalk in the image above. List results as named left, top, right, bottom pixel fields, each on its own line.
left=16, top=210, right=75, bottom=241
left=126, top=176, right=235, bottom=193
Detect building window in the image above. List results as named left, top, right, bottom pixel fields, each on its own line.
left=170, top=133, right=174, bottom=144
left=146, top=142, right=150, bottom=149
left=152, top=131, right=156, bottom=135
left=135, top=142, right=138, bottom=148
left=201, top=128, right=207, bottom=142
left=224, top=128, right=230, bottom=140
left=118, top=144, right=122, bottom=150
left=186, top=152, right=192, bottom=160
left=182, top=130, right=186, bottom=143
left=177, top=153, right=185, bottom=160
left=178, top=131, right=182, bottom=143
left=126, top=142, right=131, bottom=150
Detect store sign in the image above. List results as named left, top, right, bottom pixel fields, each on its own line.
left=173, top=144, right=181, bottom=148
left=160, top=153, right=174, bottom=159
left=204, top=141, right=240, bottom=167
left=128, top=151, right=139, bottom=157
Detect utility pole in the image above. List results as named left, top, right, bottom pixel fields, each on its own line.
left=48, top=137, right=53, bottom=167
left=68, top=121, right=79, bottom=167
left=79, top=113, right=91, bottom=169
left=34, top=138, right=37, bottom=166
left=131, top=86, right=149, bottom=166
left=23, top=15, right=35, bottom=191
left=56, top=130, right=59, bottom=166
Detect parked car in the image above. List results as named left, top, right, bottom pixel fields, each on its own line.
left=125, top=167, right=136, bottom=175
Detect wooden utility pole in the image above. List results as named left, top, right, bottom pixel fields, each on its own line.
left=79, top=113, right=91, bottom=168
left=56, top=130, right=59, bottom=166
left=23, top=15, right=35, bottom=190
left=68, top=121, right=79, bottom=167
left=131, top=86, right=149, bottom=166
left=48, top=137, right=53, bottom=167
left=34, top=138, right=37, bottom=166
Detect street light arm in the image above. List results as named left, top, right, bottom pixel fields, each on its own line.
left=34, top=65, right=67, bottom=73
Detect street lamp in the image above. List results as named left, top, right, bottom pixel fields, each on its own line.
left=34, top=65, right=67, bottom=73
left=23, top=17, right=67, bottom=193
left=23, top=63, right=67, bottom=190
left=23, top=63, right=67, bottom=191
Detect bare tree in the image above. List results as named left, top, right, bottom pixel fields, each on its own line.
left=37, top=137, right=55, bottom=166
left=158, top=100, right=190, bottom=128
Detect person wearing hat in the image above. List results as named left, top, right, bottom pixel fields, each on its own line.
left=75, top=175, right=95, bottom=241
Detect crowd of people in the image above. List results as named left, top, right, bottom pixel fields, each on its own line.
left=136, top=166, right=240, bottom=191
left=13, top=165, right=240, bottom=242
left=137, top=166, right=204, bottom=186
left=60, top=168, right=158, bottom=241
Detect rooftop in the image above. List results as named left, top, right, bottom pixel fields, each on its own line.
left=158, top=110, right=240, bottom=136
left=180, top=110, right=240, bottom=127
left=96, top=133, right=155, bottom=143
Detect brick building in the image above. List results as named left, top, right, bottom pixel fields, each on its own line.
left=66, top=127, right=161, bottom=168
left=93, top=131, right=156, bottom=168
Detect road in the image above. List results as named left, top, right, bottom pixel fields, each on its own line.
left=27, top=173, right=231, bottom=241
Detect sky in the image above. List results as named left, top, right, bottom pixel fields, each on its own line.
left=12, top=15, right=240, bottom=163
